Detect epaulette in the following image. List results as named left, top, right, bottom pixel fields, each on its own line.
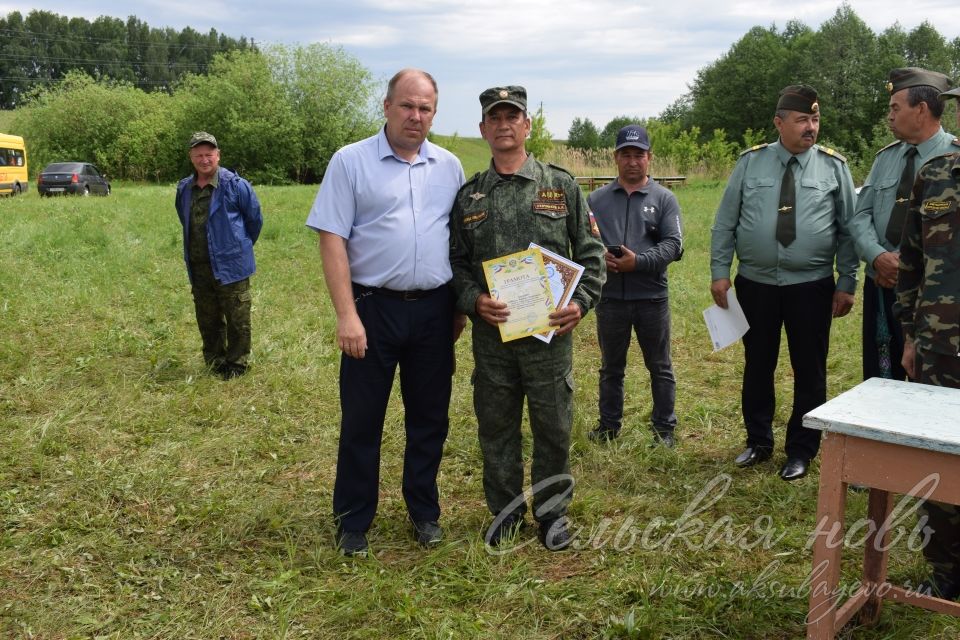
left=739, top=143, right=768, bottom=156
left=547, top=162, right=575, bottom=178
left=951, top=138, right=960, bottom=148
left=459, top=171, right=482, bottom=192
left=817, top=146, right=847, bottom=163
left=875, top=140, right=902, bottom=156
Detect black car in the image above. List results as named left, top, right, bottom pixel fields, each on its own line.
left=38, top=162, right=110, bottom=196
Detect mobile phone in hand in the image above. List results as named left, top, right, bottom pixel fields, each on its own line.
left=606, top=244, right=624, bottom=258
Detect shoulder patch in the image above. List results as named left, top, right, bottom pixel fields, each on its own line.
left=817, top=146, right=847, bottom=163
left=876, top=140, right=902, bottom=156
left=547, top=162, right=574, bottom=178
left=739, top=143, right=768, bottom=157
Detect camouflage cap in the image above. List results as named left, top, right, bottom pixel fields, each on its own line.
left=777, top=85, right=819, bottom=114
left=479, top=86, right=527, bottom=114
left=188, top=131, right=218, bottom=149
left=940, top=87, right=960, bottom=101
left=886, top=67, right=952, bottom=94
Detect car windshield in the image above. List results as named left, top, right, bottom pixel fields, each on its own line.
left=44, top=163, right=84, bottom=173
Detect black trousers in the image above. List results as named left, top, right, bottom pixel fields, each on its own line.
left=333, top=285, right=454, bottom=533
left=861, top=277, right=907, bottom=381
left=735, top=275, right=834, bottom=460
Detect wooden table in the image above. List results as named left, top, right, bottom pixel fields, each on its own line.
left=803, top=377, right=960, bottom=638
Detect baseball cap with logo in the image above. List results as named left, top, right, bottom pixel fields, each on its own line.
left=615, top=125, right=651, bottom=151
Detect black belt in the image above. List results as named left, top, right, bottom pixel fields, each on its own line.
left=354, top=283, right=443, bottom=301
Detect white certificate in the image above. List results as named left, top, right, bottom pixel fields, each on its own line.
left=703, top=289, right=750, bottom=351
left=529, top=243, right=584, bottom=344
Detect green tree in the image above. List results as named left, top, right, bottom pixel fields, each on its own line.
left=526, top=102, right=553, bottom=158
left=599, top=115, right=641, bottom=148
left=567, top=117, right=600, bottom=150
left=267, top=43, right=379, bottom=182
left=175, top=49, right=300, bottom=183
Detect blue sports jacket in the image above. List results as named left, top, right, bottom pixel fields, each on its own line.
left=176, top=167, right=263, bottom=285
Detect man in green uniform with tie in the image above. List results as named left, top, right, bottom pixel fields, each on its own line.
left=710, top=85, right=858, bottom=481
left=850, top=67, right=957, bottom=382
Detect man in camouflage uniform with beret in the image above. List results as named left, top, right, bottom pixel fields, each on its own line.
left=850, top=68, right=958, bottom=383
left=710, top=85, right=858, bottom=482
left=449, top=86, right=605, bottom=550
left=894, top=86, right=960, bottom=600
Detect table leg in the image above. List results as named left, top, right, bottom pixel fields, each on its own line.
left=858, top=488, right=893, bottom=625
left=807, top=432, right=848, bottom=639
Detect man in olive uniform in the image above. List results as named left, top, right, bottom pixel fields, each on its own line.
left=710, top=85, right=858, bottom=481
left=850, top=68, right=956, bottom=382
left=175, top=132, right=262, bottom=379
left=894, top=86, right=960, bottom=600
left=449, top=86, right=605, bottom=550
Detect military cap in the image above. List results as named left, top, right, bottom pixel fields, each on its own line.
left=480, top=86, right=527, bottom=114
left=886, top=67, right=952, bottom=94
left=615, top=125, right=651, bottom=151
left=777, top=85, right=819, bottom=114
left=188, top=131, right=218, bottom=149
left=940, top=87, right=960, bottom=101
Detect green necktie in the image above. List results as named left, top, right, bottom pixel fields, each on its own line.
left=884, top=145, right=918, bottom=246
left=777, top=156, right=798, bottom=247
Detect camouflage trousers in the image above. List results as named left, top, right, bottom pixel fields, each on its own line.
left=915, top=347, right=960, bottom=580
left=471, top=323, right=575, bottom=523
left=189, top=261, right=252, bottom=369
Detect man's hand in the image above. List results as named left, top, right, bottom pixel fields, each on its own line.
left=337, top=312, right=367, bottom=359
left=710, top=278, right=732, bottom=309
left=476, top=293, right=509, bottom=327
left=605, top=246, right=637, bottom=274
left=549, top=302, right=583, bottom=336
left=873, top=251, right=900, bottom=289
left=832, top=291, right=855, bottom=318
left=902, top=338, right=917, bottom=379
left=453, top=312, right=468, bottom=342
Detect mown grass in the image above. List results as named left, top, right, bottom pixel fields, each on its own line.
left=1, top=179, right=958, bottom=640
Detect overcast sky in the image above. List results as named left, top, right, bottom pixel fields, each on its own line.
left=6, top=1, right=960, bottom=136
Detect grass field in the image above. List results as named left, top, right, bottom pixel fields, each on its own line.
left=1, top=180, right=957, bottom=640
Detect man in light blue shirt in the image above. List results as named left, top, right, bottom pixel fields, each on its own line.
left=849, top=67, right=957, bottom=382
left=306, top=68, right=465, bottom=556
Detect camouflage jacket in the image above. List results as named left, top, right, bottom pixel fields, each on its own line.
left=449, top=154, right=605, bottom=318
left=894, top=152, right=960, bottom=357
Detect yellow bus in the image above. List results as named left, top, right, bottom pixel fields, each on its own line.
left=0, top=133, right=28, bottom=196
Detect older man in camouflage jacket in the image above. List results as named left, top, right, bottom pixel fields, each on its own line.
left=894, top=86, right=960, bottom=600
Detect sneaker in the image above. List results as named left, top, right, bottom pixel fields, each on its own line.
left=411, top=520, right=443, bottom=547
left=653, top=431, right=676, bottom=449
left=485, top=514, right=525, bottom=547
left=588, top=425, right=620, bottom=442
left=335, top=530, right=368, bottom=557
left=537, top=517, right=573, bottom=551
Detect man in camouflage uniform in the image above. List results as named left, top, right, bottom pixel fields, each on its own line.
left=175, top=132, right=262, bottom=380
left=449, top=86, right=605, bottom=550
left=893, top=86, right=960, bottom=600
left=850, top=68, right=956, bottom=382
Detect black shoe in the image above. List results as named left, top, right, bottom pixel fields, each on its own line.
left=538, top=517, right=573, bottom=551
left=335, top=530, right=368, bottom=557
left=779, top=457, right=810, bottom=481
left=485, top=514, right=525, bottom=547
left=411, top=520, right=443, bottom=547
left=653, top=432, right=676, bottom=449
left=918, top=575, right=960, bottom=601
left=588, top=426, right=620, bottom=442
left=218, top=363, right=248, bottom=380
left=734, top=447, right=772, bottom=468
